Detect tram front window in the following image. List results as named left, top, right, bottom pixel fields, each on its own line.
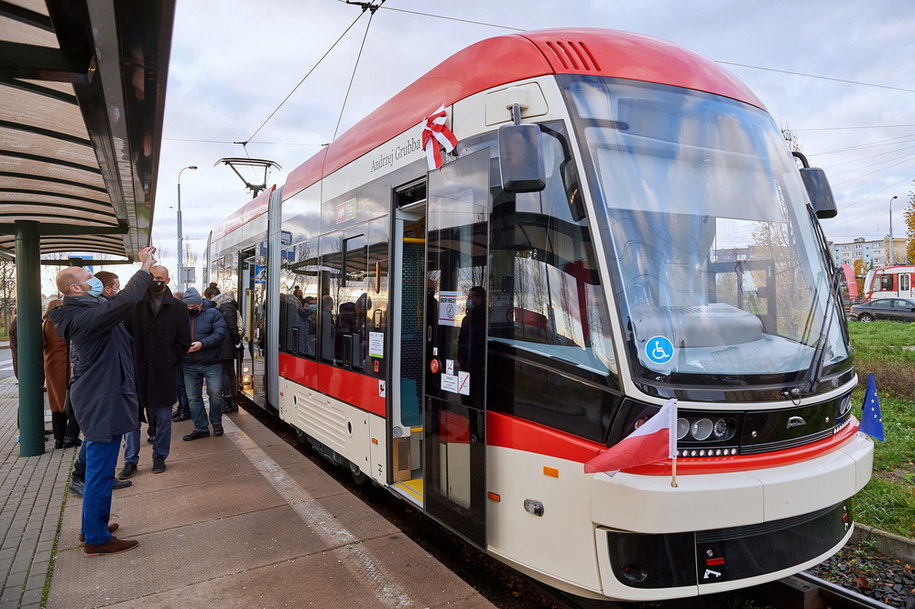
left=562, top=76, right=849, bottom=388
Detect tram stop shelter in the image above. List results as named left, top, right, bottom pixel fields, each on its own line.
left=0, top=0, right=175, bottom=456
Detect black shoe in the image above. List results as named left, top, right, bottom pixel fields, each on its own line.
left=147, top=435, right=154, bottom=444
left=223, top=404, right=238, bottom=413
left=172, top=412, right=191, bottom=422
left=183, top=430, right=210, bottom=441
left=54, top=440, right=64, bottom=449
left=213, top=423, right=224, bottom=437
left=152, top=457, right=166, bottom=473
left=113, top=478, right=133, bottom=490
left=63, top=437, right=82, bottom=448
left=117, top=463, right=137, bottom=479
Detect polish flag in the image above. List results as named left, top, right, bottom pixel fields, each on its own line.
left=584, top=399, right=677, bottom=475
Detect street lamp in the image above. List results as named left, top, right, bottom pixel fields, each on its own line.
left=177, top=165, right=197, bottom=290
left=889, top=195, right=898, bottom=266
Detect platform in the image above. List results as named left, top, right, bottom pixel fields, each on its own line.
left=0, top=375, right=495, bottom=609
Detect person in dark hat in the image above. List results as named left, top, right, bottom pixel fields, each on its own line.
left=181, top=287, right=228, bottom=440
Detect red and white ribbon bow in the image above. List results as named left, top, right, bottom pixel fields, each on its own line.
left=422, top=105, right=457, bottom=170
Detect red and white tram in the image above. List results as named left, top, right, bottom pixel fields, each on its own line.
left=862, top=265, right=915, bottom=300
left=206, top=28, right=873, bottom=601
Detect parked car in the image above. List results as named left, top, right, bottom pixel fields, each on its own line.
left=849, top=297, right=915, bottom=322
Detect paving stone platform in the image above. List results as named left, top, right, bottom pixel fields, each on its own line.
left=0, top=375, right=494, bottom=609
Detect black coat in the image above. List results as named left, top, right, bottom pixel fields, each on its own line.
left=125, top=287, right=191, bottom=412
left=49, top=270, right=151, bottom=441
left=212, top=293, right=240, bottom=360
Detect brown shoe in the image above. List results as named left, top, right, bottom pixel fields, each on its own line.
left=79, top=522, right=119, bottom=543
left=83, top=536, right=138, bottom=556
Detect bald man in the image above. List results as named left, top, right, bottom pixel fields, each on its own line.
left=120, top=265, right=190, bottom=478
left=50, top=247, right=155, bottom=556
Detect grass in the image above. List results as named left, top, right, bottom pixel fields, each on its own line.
left=847, top=321, right=915, bottom=539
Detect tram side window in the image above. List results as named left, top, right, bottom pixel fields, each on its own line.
left=879, top=275, right=893, bottom=291
left=487, top=122, right=618, bottom=378
left=281, top=240, right=320, bottom=359
left=318, top=231, right=370, bottom=371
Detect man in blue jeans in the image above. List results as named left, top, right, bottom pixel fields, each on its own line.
left=51, top=247, right=156, bottom=556
left=181, top=288, right=228, bottom=440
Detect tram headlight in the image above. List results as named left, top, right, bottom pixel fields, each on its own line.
left=691, top=418, right=713, bottom=441
left=676, top=418, right=690, bottom=440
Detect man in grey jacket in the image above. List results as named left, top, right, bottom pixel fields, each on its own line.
left=50, top=247, right=155, bottom=556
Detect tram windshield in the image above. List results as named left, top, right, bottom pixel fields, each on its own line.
left=562, top=76, right=849, bottom=388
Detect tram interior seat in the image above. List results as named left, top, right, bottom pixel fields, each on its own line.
left=634, top=302, right=763, bottom=347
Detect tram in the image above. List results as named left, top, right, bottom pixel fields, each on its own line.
left=205, top=28, right=873, bottom=601
left=862, top=265, right=915, bottom=300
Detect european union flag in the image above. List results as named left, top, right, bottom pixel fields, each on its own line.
left=859, top=373, right=885, bottom=442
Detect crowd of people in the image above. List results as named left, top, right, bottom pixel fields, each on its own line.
left=35, top=248, right=243, bottom=556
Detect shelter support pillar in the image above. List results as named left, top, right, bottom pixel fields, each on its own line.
left=15, top=221, right=44, bottom=457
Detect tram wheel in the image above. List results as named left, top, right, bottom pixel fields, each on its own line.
left=294, top=428, right=309, bottom=446
left=349, top=461, right=368, bottom=485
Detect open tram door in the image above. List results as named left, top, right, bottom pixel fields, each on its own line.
left=422, top=150, right=490, bottom=548
left=238, top=247, right=268, bottom=408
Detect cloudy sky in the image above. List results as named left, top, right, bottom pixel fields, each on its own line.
left=150, top=0, right=915, bottom=282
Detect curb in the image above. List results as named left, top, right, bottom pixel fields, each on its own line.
left=852, top=523, right=915, bottom=564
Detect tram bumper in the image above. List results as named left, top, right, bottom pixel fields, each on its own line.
left=590, top=433, right=873, bottom=600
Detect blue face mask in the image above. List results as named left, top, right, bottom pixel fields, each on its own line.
left=86, top=276, right=104, bottom=298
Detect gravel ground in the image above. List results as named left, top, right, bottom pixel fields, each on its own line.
left=807, top=540, right=915, bottom=608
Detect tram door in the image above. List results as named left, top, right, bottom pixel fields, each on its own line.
left=238, top=248, right=268, bottom=408
left=423, top=150, right=490, bottom=548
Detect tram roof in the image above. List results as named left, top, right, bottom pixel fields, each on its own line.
left=282, top=28, right=763, bottom=200
left=0, top=0, right=175, bottom=261
left=212, top=28, right=764, bottom=241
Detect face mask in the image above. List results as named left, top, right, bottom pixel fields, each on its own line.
left=151, top=281, right=166, bottom=292
left=86, top=276, right=104, bottom=298
left=465, top=300, right=474, bottom=311
left=188, top=307, right=201, bottom=316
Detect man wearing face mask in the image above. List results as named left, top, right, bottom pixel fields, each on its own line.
left=118, top=266, right=190, bottom=478
left=68, top=271, right=134, bottom=495
left=181, top=287, right=228, bottom=441
left=50, top=247, right=156, bottom=556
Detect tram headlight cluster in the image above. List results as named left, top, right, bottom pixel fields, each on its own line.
left=676, top=416, right=735, bottom=441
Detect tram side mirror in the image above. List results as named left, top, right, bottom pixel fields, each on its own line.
left=793, top=151, right=837, bottom=219
left=499, top=122, right=546, bottom=193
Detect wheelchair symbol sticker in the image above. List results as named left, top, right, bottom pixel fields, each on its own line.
left=646, top=336, right=674, bottom=365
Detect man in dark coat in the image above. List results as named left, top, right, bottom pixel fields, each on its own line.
left=118, top=265, right=190, bottom=478
left=182, top=287, right=228, bottom=440
left=50, top=247, right=155, bottom=556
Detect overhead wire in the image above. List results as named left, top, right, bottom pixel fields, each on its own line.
left=332, top=2, right=382, bottom=141
left=242, top=9, right=370, bottom=146
left=716, top=61, right=915, bottom=94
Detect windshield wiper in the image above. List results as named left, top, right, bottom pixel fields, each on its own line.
left=798, top=267, right=843, bottom=396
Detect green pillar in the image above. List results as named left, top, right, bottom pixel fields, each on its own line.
left=16, top=221, right=44, bottom=457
